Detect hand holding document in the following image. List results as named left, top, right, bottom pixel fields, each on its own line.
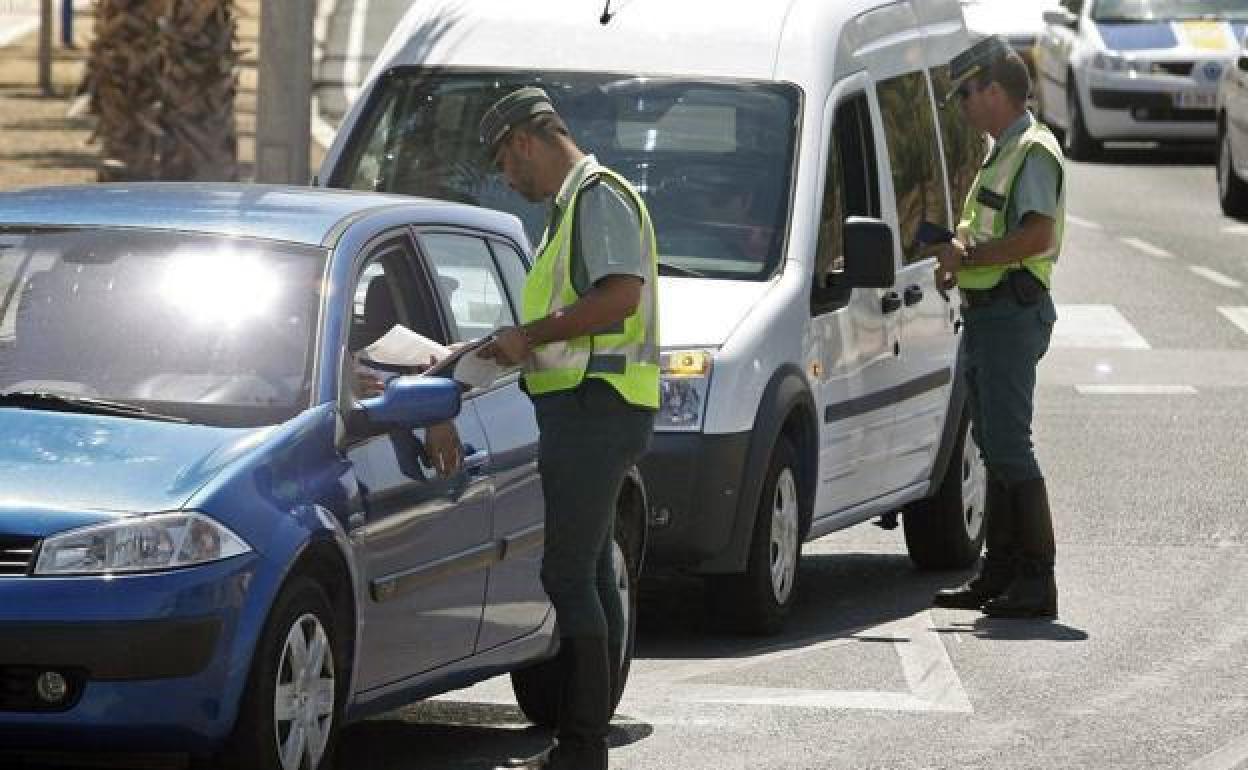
left=361, top=325, right=518, bottom=389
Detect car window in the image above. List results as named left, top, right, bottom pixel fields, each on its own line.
left=929, top=64, right=988, bottom=229
left=488, top=239, right=530, bottom=311
left=813, top=92, right=880, bottom=315
left=1092, top=0, right=1248, bottom=22
left=876, top=71, right=951, bottom=264
left=420, top=233, right=516, bottom=343
left=0, top=229, right=325, bottom=427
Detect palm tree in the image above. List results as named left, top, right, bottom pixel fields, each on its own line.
left=90, top=0, right=239, bottom=181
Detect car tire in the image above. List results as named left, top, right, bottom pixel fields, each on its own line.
left=223, top=576, right=345, bottom=770
left=902, top=412, right=987, bottom=569
left=704, top=436, right=802, bottom=636
left=1064, top=79, right=1101, bottom=161
left=511, top=509, right=639, bottom=727
left=1217, top=124, right=1248, bottom=219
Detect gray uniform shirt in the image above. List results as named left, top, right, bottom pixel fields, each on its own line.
left=550, top=155, right=646, bottom=296
left=998, top=111, right=1064, bottom=232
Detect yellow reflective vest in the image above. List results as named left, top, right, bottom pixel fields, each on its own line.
left=520, top=159, right=660, bottom=409
left=956, top=117, right=1065, bottom=290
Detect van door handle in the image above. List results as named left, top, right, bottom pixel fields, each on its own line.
left=903, top=285, right=923, bottom=306
left=881, top=292, right=903, bottom=314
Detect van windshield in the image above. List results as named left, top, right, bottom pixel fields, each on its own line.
left=331, top=70, right=802, bottom=281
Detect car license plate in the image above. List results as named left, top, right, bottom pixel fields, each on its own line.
left=1174, top=91, right=1217, bottom=109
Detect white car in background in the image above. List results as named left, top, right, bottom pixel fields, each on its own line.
left=1035, top=0, right=1248, bottom=160
left=1217, top=30, right=1248, bottom=217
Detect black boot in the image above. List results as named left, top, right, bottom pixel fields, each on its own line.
left=546, top=636, right=610, bottom=770
left=933, top=477, right=1018, bottom=609
left=982, top=478, right=1057, bottom=619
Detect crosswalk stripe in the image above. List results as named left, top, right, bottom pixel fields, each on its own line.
left=1076, top=385, right=1198, bottom=395
left=1067, top=215, right=1103, bottom=230
left=1189, top=266, right=1243, bottom=289
left=1053, top=305, right=1150, bottom=349
left=1218, top=307, right=1248, bottom=336
left=1119, top=237, right=1174, bottom=259
left=1223, top=225, right=1248, bottom=236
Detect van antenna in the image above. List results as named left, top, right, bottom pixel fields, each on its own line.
left=600, top=0, right=614, bottom=24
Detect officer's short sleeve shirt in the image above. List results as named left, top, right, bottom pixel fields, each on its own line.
left=1005, top=113, right=1064, bottom=232
left=572, top=178, right=646, bottom=295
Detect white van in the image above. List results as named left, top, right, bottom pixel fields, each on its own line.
left=319, top=0, right=988, bottom=634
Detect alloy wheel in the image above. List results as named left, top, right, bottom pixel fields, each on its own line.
left=274, top=613, right=336, bottom=770
left=769, top=468, right=800, bottom=604
left=960, top=429, right=987, bottom=542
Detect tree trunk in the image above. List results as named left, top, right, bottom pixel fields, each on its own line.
left=89, top=0, right=238, bottom=182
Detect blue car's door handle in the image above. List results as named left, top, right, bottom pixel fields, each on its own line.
left=462, top=444, right=490, bottom=475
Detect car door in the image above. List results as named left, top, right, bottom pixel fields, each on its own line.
left=414, top=230, right=547, bottom=651
left=1231, top=34, right=1248, bottom=163
left=809, top=79, right=901, bottom=519
left=343, top=235, right=495, bottom=689
left=1037, top=0, right=1082, bottom=127
left=875, top=67, right=966, bottom=494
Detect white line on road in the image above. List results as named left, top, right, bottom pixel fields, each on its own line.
left=1119, top=237, right=1175, bottom=259
left=1076, top=384, right=1198, bottom=395
left=1223, top=225, right=1248, bottom=236
left=1053, top=305, right=1150, bottom=350
left=1189, top=266, right=1244, bottom=289
left=0, top=19, right=38, bottom=49
left=1186, top=732, right=1248, bottom=770
left=1218, top=307, right=1248, bottom=336
left=1067, top=215, right=1103, bottom=230
left=343, top=0, right=371, bottom=105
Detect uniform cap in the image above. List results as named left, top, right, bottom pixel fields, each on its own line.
left=479, top=86, right=557, bottom=160
left=943, top=34, right=1014, bottom=107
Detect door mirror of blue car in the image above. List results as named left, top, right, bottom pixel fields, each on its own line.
left=358, top=376, right=462, bottom=427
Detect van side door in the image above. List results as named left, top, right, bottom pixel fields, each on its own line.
left=809, top=77, right=901, bottom=518
left=873, top=67, right=968, bottom=494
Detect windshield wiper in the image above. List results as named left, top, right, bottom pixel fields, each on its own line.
left=657, top=261, right=706, bottom=278
left=0, top=391, right=187, bottom=423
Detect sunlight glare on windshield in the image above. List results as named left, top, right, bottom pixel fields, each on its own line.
left=158, top=250, right=281, bottom=328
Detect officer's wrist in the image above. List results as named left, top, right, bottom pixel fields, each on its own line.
left=961, top=244, right=977, bottom=266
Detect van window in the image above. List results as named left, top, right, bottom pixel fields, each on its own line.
left=876, top=72, right=949, bottom=264
left=813, top=93, right=880, bottom=314
left=929, top=65, right=988, bottom=225
left=330, top=70, right=802, bottom=281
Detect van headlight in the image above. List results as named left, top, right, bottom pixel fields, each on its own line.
left=33, top=512, right=251, bottom=576
left=658, top=349, right=713, bottom=432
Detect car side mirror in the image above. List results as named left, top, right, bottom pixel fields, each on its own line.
left=842, top=216, right=895, bottom=289
left=1043, top=9, right=1078, bottom=28
left=357, top=376, right=461, bottom=428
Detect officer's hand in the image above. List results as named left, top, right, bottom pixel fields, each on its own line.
left=355, top=367, right=387, bottom=398
left=424, top=420, right=463, bottom=478
left=478, top=326, right=530, bottom=366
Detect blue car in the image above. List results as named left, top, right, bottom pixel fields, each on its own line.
left=0, top=185, right=647, bottom=769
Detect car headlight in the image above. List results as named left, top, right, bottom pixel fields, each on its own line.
left=33, top=512, right=251, bottom=576
left=1091, top=52, right=1140, bottom=74
left=658, top=350, right=713, bottom=432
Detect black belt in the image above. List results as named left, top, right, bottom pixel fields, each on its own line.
left=961, top=270, right=1047, bottom=308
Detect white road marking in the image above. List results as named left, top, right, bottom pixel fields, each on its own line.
left=1067, top=215, right=1103, bottom=230
left=1218, top=307, right=1248, bottom=336
left=1053, top=305, right=1150, bottom=350
left=1189, top=266, right=1244, bottom=289
left=0, top=19, right=38, bottom=48
left=1222, top=224, right=1248, bottom=236
left=1119, top=237, right=1175, bottom=259
left=1076, top=384, right=1198, bottom=395
left=1186, top=732, right=1248, bottom=770
left=343, top=0, right=371, bottom=104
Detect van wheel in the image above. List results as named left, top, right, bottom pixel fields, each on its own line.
left=511, top=516, right=638, bottom=727
left=903, top=413, right=987, bottom=569
left=224, top=576, right=344, bottom=770
left=1217, top=124, right=1248, bottom=219
left=705, top=437, right=801, bottom=636
left=1064, top=80, right=1101, bottom=161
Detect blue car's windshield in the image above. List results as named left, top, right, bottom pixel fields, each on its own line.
left=331, top=70, right=801, bottom=281
left=0, top=228, right=326, bottom=427
left=1093, top=0, right=1248, bottom=21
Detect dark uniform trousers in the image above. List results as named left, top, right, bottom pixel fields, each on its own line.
left=529, top=378, right=653, bottom=767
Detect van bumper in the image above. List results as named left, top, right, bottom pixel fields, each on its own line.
left=639, top=431, right=751, bottom=569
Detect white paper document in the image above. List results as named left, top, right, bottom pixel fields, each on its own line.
left=362, top=325, right=518, bottom=389
left=362, top=325, right=451, bottom=369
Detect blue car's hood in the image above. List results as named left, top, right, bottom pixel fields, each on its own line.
left=0, top=409, right=270, bottom=536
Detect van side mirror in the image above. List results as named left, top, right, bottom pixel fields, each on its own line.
left=842, top=216, right=895, bottom=289
left=1043, top=9, right=1078, bottom=29
left=358, top=376, right=462, bottom=428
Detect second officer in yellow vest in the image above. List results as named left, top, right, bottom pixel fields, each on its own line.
left=478, top=86, right=658, bottom=770
left=932, top=37, right=1064, bottom=619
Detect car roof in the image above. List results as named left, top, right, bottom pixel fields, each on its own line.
left=0, top=183, right=526, bottom=248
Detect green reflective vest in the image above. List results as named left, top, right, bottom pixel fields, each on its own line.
left=956, top=117, right=1065, bottom=290
left=520, top=160, right=660, bottom=409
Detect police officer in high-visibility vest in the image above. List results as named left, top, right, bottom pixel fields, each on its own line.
left=931, top=36, right=1064, bottom=619
left=477, top=87, right=658, bottom=769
